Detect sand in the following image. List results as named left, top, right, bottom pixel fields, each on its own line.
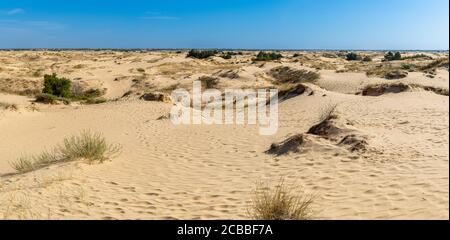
left=0, top=50, right=448, bottom=219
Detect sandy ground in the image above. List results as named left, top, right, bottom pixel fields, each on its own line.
left=0, top=50, right=448, bottom=219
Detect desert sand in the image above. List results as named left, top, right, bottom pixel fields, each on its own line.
left=0, top=50, right=448, bottom=219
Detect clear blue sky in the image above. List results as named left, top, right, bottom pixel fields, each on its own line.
left=0, top=0, right=448, bottom=49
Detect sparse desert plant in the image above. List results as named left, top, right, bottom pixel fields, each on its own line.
left=59, top=130, right=122, bottom=164
left=362, top=56, right=372, bottom=62
left=10, top=130, right=122, bottom=173
left=401, top=64, right=413, bottom=70
left=32, top=69, right=43, bottom=77
left=0, top=102, right=18, bottom=111
left=83, top=97, right=107, bottom=105
left=254, top=51, right=283, bottom=61
left=420, top=58, right=449, bottom=71
left=248, top=178, right=315, bottom=220
left=270, top=66, right=320, bottom=84
left=199, top=76, right=219, bottom=89
left=187, top=49, right=218, bottom=59
left=70, top=85, right=106, bottom=104
left=307, top=104, right=339, bottom=137
left=402, top=54, right=432, bottom=60
left=35, top=93, right=71, bottom=105
left=345, top=52, right=361, bottom=61
left=137, top=68, right=146, bottom=73
left=42, top=73, right=71, bottom=98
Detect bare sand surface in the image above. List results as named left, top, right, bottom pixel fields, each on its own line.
left=0, top=50, right=448, bottom=219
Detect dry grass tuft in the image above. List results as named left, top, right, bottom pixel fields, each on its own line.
left=249, top=178, right=315, bottom=220
left=199, top=76, right=220, bottom=89
left=307, top=104, right=339, bottom=137
left=0, top=102, right=18, bottom=111
left=270, top=66, right=320, bottom=84
left=10, top=130, right=122, bottom=173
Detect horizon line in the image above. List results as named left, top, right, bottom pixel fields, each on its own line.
left=0, top=48, right=448, bottom=52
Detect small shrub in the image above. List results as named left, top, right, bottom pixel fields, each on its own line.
left=346, top=52, right=361, bottom=61
left=199, top=76, right=219, bottom=89
left=0, top=102, right=18, bottom=111
left=401, top=64, right=412, bottom=70
left=137, top=68, right=145, bottom=73
left=187, top=50, right=218, bottom=59
left=384, top=51, right=402, bottom=61
left=42, top=74, right=71, bottom=98
left=249, top=178, right=315, bottom=220
left=362, top=56, right=372, bottom=62
left=221, top=53, right=232, bottom=59
left=254, top=51, right=283, bottom=61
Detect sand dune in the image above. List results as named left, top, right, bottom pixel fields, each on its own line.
left=0, top=50, right=448, bottom=219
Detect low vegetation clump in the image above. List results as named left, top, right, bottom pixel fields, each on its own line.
left=254, top=51, right=283, bottom=61
left=401, top=64, right=413, bottom=70
left=221, top=53, right=232, bottom=59
left=384, top=51, right=402, bottom=61
left=420, top=58, right=449, bottom=71
left=43, top=73, right=71, bottom=98
left=36, top=75, right=107, bottom=104
left=307, top=104, right=339, bottom=137
left=187, top=49, right=218, bottom=59
left=199, top=76, right=220, bottom=89
left=361, top=83, right=410, bottom=96
left=0, top=102, right=18, bottom=111
left=362, top=56, right=373, bottom=62
left=220, top=51, right=241, bottom=59
left=270, top=66, right=320, bottom=84
left=10, top=130, right=122, bottom=173
left=83, top=97, right=107, bottom=105
left=248, top=178, right=315, bottom=220
left=35, top=93, right=71, bottom=105
left=71, top=88, right=106, bottom=104
left=402, top=54, right=432, bottom=60
left=345, top=52, right=362, bottom=61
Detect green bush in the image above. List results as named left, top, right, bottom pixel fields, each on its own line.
left=42, top=74, right=71, bottom=98
left=384, top=51, right=402, bottom=61
left=221, top=53, right=232, bottom=59
left=346, top=52, right=361, bottom=61
left=254, top=51, right=283, bottom=61
left=187, top=50, right=218, bottom=59
left=402, top=64, right=412, bottom=70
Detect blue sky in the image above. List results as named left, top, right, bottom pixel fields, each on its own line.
left=0, top=0, right=448, bottom=49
